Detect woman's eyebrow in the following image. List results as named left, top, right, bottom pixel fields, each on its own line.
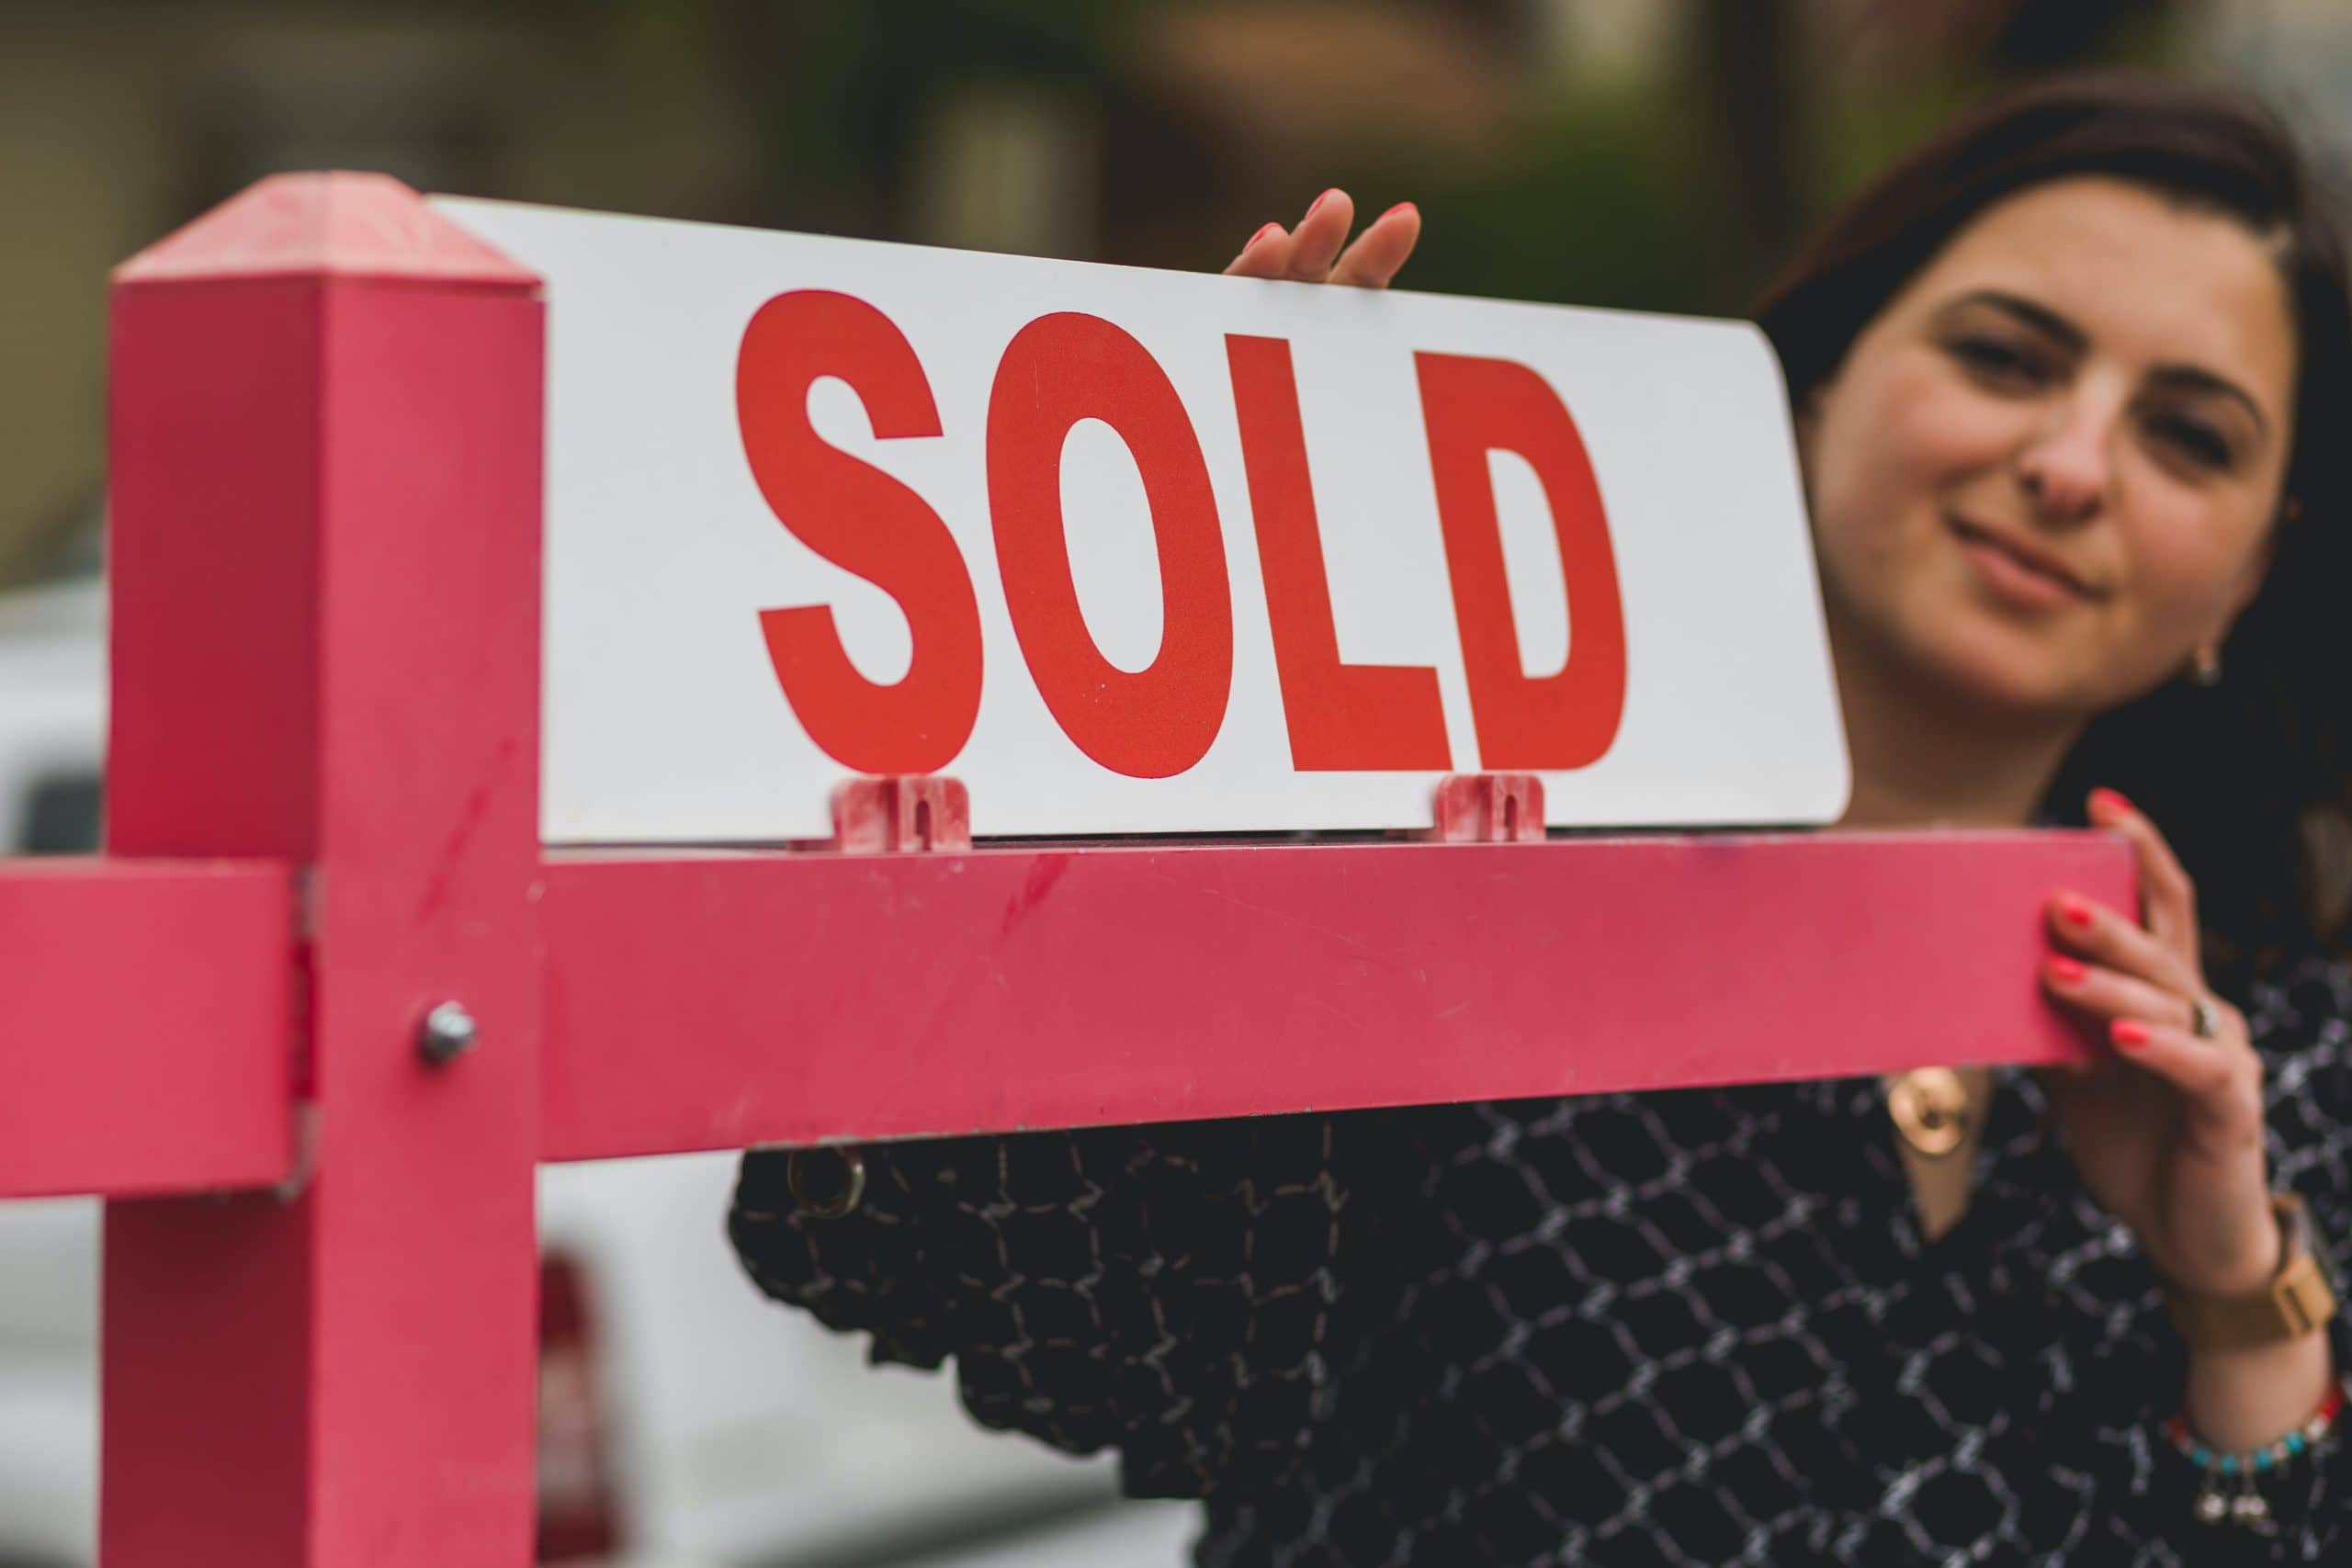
left=2146, top=365, right=2270, bottom=436
left=1947, top=289, right=2270, bottom=435
left=1947, top=289, right=2086, bottom=352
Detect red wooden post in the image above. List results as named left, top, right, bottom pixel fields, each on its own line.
left=99, top=174, right=545, bottom=1566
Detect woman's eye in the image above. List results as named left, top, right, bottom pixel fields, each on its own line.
left=2146, top=413, right=2233, bottom=471
left=1949, top=334, right=2048, bottom=386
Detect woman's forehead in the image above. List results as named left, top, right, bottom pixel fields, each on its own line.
left=1900, top=176, right=2297, bottom=401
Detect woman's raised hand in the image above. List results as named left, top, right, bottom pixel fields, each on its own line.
left=1224, top=188, right=1421, bottom=288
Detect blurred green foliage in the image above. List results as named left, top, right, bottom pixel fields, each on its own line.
left=677, top=0, right=2186, bottom=318
left=1399, top=84, right=1742, bottom=315
left=719, top=0, right=1148, bottom=234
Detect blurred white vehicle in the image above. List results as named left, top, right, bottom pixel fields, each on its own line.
left=0, top=561, right=1193, bottom=1566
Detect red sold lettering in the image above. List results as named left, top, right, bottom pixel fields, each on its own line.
left=1415, top=352, right=1626, bottom=771
left=1227, top=334, right=1450, bottom=771
left=736, top=289, right=983, bottom=773
left=988, top=313, right=1233, bottom=779
left=740, top=299, right=1623, bottom=788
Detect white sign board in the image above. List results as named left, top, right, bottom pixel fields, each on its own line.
left=435, top=197, right=1849, bottom=843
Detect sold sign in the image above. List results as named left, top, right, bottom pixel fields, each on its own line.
left=437, top=198, right=1848, bottom=843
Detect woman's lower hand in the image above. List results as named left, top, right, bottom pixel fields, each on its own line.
left=2042, top=789, right=2336, bottom=1456
left=2039, top=787, right=2278, bottom=1297
left=1223, top=187, right=1420, bottom=288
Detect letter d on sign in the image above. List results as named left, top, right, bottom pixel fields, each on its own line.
left=737, top=290, right=984, bottom=774
left=1416, top=353, right=1626, bottom=771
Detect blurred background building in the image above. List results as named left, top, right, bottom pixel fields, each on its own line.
left=4, top=2, right=2351, bottom=1563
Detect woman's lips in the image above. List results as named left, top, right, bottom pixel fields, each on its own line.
left=1948, top=516, right=2100, bottom=606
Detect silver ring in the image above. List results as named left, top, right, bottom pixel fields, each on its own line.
left=2188, top=995, right=2222, bottom=1041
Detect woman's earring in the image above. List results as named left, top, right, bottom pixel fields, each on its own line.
left=2191, top=646, right=2223, bottom=688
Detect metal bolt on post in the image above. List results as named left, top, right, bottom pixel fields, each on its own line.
left=417, top=1001, right=479, bottom=1066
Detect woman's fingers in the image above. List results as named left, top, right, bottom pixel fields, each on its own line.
left=1329, top=201, right=1420, bottom=288
left=2041, top=949, right=2206, bottom=1036
left=1223, top=190, right=1419, bottom=288
left=2086, top=787, right=2199, bottom=958
left=1224, top=222, right=1293, bottom=279
left=2041, top=942, right=2259, bottom=1135
left=2104, top=1018, right=2263, bottom=1134
left=1283, top=188, right=1354, bottom=280
left=2046, top=886, right=2202, bottom=998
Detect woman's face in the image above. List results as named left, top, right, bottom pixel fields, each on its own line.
left=1801, top=175, right=2298, bottom=722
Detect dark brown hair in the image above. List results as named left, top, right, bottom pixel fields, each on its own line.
left=1756, top=71, right=2352, bottom=984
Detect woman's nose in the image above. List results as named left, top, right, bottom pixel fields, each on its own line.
left=2015, top=400, right=2117, bottom=523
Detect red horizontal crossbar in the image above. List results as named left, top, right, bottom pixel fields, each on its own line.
left=0, top=858, right=296, bottom=1198
left=537, top=830, right=2133, bottom=1163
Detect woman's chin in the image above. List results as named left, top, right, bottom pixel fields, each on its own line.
left=1826, top=586, right=2099, bottom=725
left=1906, top=628, right=2095, bottom=724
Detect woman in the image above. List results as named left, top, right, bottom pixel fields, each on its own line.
left=730, top=73, right=2352, bottom=1563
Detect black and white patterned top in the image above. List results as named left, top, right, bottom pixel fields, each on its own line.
left=729, top=952, right=2352, bottom=1565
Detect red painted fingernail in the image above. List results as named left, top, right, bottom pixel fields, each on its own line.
left=2060, top=895, right=2097, bottom=928
left=1307, top=187, right=1340, bottom=217
left=2111, top=1019, right=2151, bottom=1048
left=1247, top=221, right=1283, bottom=248
left=1381, top=201, right=1418, bottom=222
left=2089, top=787, right=2135, bottom=818
left=2048, top=955, right=2086, bottom=983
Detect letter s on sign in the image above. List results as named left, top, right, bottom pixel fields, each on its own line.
left=988, top=313, right=1233, bottom=779
left=736, top=290, right=984, bottom=774
left=1416, top=353, right=1626, bottom=771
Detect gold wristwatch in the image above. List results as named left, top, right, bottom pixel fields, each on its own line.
left=2165, top=1193, right=2339, bottom=1352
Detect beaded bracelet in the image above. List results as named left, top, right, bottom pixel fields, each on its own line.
left=2165, top=1380, right=2346, bottom=1529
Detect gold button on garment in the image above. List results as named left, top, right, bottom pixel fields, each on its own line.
left=1888, top=1067, right=1973, bottom=1158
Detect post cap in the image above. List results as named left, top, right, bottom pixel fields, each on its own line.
left=114, top=171, right=537, bottom=288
